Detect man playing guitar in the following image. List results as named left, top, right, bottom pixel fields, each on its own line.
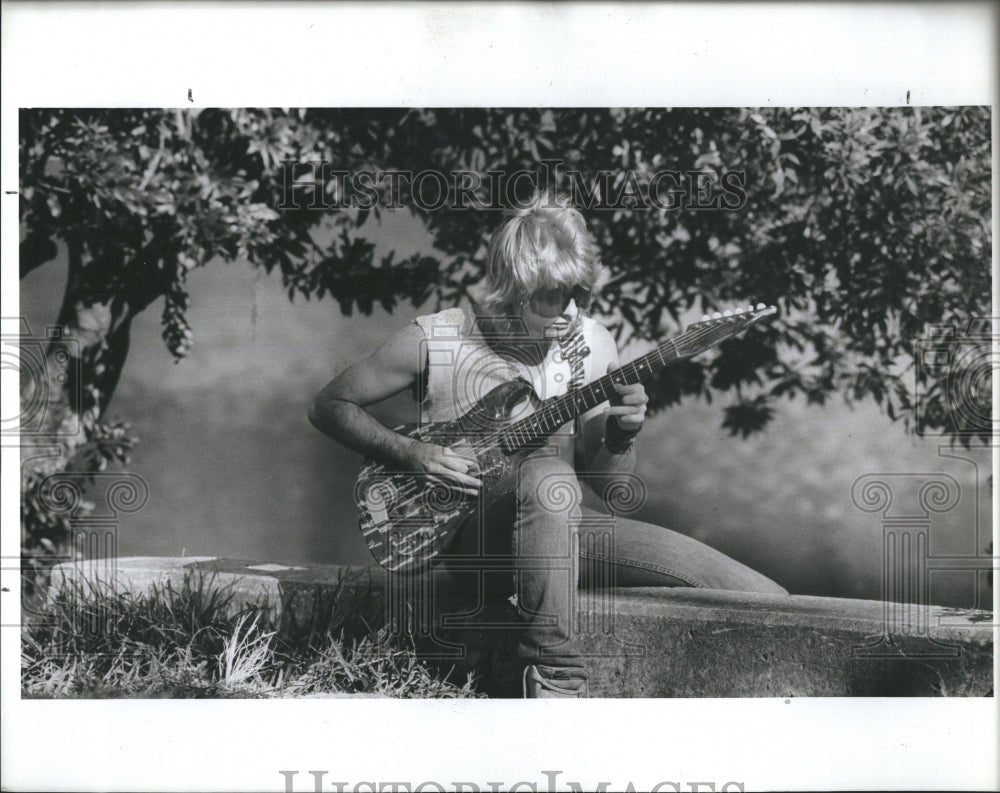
left=309, top=191, right=786, bottom=697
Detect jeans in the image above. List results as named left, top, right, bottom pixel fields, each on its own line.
left=441, top=450, right=788, bottom=675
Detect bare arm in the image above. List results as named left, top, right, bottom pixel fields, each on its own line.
left=308, top=323, right=481, bottom=492
left=308, top=323, right=426, bottom=467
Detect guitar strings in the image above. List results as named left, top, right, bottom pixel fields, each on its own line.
left=495, top=313, right=757, bottom=451
left=367, top=313, right=769, bottom=571
left=426, top=314, right=759, bottom=461
left=369, top=315, right=764, bottom=517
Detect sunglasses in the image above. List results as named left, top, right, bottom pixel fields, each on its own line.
left=525, top=285, right=592, bottom=317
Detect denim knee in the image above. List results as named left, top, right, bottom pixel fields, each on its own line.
left=515, top=454, right=582, bottom=514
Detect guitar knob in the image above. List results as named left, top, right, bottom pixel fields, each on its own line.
left=756, top=302, right=766, bottom=310
left=734, top=307, right=744, bottom=314
left=701, top=315, right=710, bottom=321
left=723, top=310, right=732, bottom=317
left=712, top=312, right=722, bottom=319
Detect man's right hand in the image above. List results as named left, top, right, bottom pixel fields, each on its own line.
left=403, top=440, right=483, bottom=496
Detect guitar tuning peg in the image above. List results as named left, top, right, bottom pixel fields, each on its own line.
left=712, top=312, right=722, bottom=319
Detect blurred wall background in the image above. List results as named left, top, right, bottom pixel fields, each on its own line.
left=19, top=212, right=991, bottom=608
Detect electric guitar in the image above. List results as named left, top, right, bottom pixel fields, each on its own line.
left=355, top=303, right=777, bottom=573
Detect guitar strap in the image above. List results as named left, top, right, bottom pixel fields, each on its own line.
left=558, top=321, right=591, bottom=470
left=558, top=318, right=590, bottom=390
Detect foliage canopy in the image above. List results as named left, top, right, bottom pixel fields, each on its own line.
left=19, top=107, right=993, bottom=557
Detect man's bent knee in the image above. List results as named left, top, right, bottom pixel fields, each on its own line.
left=515, top=454, right=582, bottom=513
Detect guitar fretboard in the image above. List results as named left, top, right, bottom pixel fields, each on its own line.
left=497, top=307, right=774, bottom=454
left=498, top=339, right=679, bottom=452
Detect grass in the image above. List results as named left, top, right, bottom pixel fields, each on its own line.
left=22, top=571, right=482, bottom=699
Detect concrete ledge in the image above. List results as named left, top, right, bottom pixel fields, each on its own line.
left=50, top=557, right=994, bottom=698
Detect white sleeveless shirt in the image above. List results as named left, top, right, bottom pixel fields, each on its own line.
left=412, top=306, right=598, bottom=426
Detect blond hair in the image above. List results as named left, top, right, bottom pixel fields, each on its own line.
left=475, top=191, right=601, bottom=310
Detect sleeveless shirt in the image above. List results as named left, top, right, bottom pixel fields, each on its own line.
left=412, top=306, right=597, bottom=426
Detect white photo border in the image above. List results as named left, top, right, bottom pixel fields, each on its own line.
left=2, top=2, right=997, bottom=792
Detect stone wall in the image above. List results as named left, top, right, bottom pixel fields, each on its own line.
left=50, top=556, right=994, bottom=697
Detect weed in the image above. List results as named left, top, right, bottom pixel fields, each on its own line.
left=22, top=571, right=482, bottom=699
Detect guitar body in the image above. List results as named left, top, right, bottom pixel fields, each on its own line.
left=355, top=379, right=539, bottom=574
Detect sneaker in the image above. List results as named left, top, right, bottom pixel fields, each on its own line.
left=522, top=664, right=589, bottom=698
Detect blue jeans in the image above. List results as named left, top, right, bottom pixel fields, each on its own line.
left=442, top=451, right=787, bottom=674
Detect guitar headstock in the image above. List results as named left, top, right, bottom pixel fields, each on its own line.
left=675, top=302, right=778, bottom=358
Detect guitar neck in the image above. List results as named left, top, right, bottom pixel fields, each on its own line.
left=499, top=339, right=679, bottom=453
left=498, top=305, right=776, bottom=454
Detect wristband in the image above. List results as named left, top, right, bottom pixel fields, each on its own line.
left=604, top=415, right=640, bottom=454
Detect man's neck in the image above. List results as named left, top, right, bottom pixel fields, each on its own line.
left=472, top=307, right=561, bottom=367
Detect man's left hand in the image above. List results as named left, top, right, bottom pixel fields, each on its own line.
left=605, top=362, right=648, bottom=432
